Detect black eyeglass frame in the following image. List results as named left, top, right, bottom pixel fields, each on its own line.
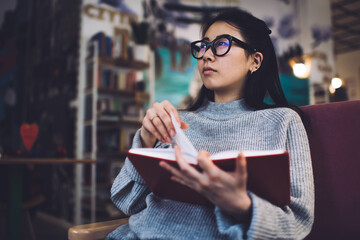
left=190, top=34, right=257, bottom=59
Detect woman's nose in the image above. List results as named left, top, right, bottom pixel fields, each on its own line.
left=202, top=47, right=215, bottom=61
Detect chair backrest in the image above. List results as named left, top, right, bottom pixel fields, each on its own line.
left=300, top=100, right=360, bottom=240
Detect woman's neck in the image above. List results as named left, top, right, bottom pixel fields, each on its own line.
left=214, top=92, right=243, bottom=103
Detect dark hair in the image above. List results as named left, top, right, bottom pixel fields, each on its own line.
left=188, top=8, right=290, bottom=111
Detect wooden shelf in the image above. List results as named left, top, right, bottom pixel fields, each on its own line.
left=97, top=88, right=150, bottom=101
left=0, top=157, right=95, bottom=164
left=99, top=56, right=149, bottom=70
left=86, top=56, right=149, bottom=71
left=98, top=88, right=135, bottom=96
left=97, top=152, right=128, bottom=158
left=97, top=119, right=141, bottom=129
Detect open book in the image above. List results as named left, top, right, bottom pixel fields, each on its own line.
left=127, top=113, right=290, bottom=207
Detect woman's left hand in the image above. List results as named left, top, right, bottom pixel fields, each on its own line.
left=159, top=146, right=252, bottom=221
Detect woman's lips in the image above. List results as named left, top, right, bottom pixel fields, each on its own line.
left=203, top=67, right=217, bottom=75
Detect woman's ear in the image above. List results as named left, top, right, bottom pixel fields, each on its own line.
left=250, top=52, right=263, bottom=73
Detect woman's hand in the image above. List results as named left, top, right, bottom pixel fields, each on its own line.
left=159, top=146, right=252, bottom=221
left=140, top=100, right=189, bottom=148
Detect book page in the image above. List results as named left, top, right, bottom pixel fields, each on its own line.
left=210, top=150, right=286, bottom=160
left=129, top=148, right=198, bottom=164
left=170, top=112, right=198, bottom=160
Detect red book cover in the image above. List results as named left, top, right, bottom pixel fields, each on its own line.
left=127, top=148, right=290, bottom=207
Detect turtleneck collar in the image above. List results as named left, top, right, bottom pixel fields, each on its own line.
left=196, top=98, right=253, bottom=120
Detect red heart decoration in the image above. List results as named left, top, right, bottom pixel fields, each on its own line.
left=20, top=123, right=39, bottom=151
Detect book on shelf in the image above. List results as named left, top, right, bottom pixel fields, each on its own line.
left=88, top=32, right=106, bottom=57
left=106, top=35, right=112, bottom=57
left=95, top=66, right=137, bottom=91
left=97, top=97, right=122, bottom=112
left=96, top=127, right=138, bottom=153
left=88, top=31, right=130, bottom=60
left=97, top=111, right=121, bottom=121
left=86, top=62, right=94, bottom=89
left=87, top=64, right=136, bottom=92
left=96, top=97, right=145, bottom=123
left=89, top=32, right=114, bottom=58
left=126, top=112, right=290, bottom=207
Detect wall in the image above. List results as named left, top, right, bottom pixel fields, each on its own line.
left=77, top=0, right=338, bottom=132
left=242, top=0, right=334, bottom=104
left=143, top=0, right=335, bottom=106
left=335, top=50, right=360, bottom=100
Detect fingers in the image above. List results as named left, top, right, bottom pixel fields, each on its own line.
left=141, top=118, right=164, bottom=143
left=196, top=150, right=213, bottom=172
left=180, top=121, right=189, bottom=130
left=235, top=153, right=247, bottom=179
left=143, top=100, right=189, bottom=144
left=143, top=102, right=174, bottom=143
left=154, top=101, right=176, bottom=137
left=160, top=147, right=250, bottom=211
left=197, top=150, right=224, bottom=184
left=159, top=146, right=202, bottom=190
left=174, top=146, right=202, bottom=178
left=160, top=100, right=189, bottom=130
left=148, top=107, right=172, bottom=143
left=172, top=147, right=218, bottom=193
left=161, top=100, right=180, bottom=125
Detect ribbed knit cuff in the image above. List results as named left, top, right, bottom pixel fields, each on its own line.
left=214, top=206, right=247, bottom=239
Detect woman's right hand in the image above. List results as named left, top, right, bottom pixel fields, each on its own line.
left=140, top=100, right=189, bottom=148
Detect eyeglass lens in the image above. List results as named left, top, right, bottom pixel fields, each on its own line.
left=192, top=37, right=230, bottom=59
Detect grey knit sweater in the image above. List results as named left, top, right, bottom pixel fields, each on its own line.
left=107, top=99, right=314, bottom=240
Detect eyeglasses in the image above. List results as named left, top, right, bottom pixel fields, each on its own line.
left=190, top=34, right=257, bottom=59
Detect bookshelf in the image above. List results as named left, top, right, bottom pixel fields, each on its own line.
left=77, top=36, right=152, bottom=223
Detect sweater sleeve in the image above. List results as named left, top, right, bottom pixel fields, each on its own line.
left=110, top=129, right=150, bottom=215
left=214, top=112, right=315, bottom=240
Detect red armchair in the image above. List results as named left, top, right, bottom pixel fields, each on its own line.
left=301, top=100, right=360, bottom=239
left=69, top=100, right=360, bottom=240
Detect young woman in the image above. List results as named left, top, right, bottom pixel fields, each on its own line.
left=107, top=8, right=314, bottom=240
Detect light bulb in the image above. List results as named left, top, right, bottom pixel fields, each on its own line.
left=293, top=63, right=307, bottom=78
left=331, top=77, right=342, bottom=89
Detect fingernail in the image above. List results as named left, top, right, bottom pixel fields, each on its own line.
left=170, top=129, right=175, bottom=136
left=166, top=137, right=172, bottom=143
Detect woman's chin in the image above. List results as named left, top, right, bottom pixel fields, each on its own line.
left=203, top=83, right=227, bottom=92
left=202, top=80, right=220, bottom=90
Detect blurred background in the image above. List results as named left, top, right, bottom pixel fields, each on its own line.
left=0, top=0, right=359, bottom=239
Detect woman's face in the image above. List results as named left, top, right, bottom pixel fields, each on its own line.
left=197, top=21, right=254, bottom=102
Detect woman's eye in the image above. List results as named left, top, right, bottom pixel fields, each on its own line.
left=216, top=40, right=229, bottom=47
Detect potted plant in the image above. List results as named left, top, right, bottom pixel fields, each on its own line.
left=130, top=20, right=150, bottom=62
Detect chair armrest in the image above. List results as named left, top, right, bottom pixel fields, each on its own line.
left=68, top=218, right=129, bottom=240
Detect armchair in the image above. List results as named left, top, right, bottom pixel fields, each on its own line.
left=68, top=218, right=128, bottom=240
left=68, top=100, right=360, bottom=240
left=301, top=100, right=360, bottom=239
